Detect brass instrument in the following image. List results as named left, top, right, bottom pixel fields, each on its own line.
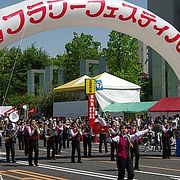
left=76, top=128, right=82, bottom=140
left=32, top=125, right=38, bottom=131
left=4, top=130, right=16, bottom=142
left=46, top=129, right=57, bottom=140
left=9, top=111, right=19, bottom=123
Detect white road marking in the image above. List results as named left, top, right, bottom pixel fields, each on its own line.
left=0, top=157, right=136, bottom=180
left=17, top=161, right=119, bottom=180
left=1, top=151, right=180, bottom=180
left=135, top=170, right=180, bottom=179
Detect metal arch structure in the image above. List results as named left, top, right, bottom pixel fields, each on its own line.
left=0, top=0, right=179, bottom=78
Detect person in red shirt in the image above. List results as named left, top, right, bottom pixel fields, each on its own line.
left=82, top=120, right=92, bottom=157
left=129, top=120, right=140, bottom=170
left=17, top=121, right=25, bottom=150
left=55, top=120, right=63, bottom=155
left=162, top=119, right=173, bottom=159
left=46, top=122, right=56, bottom=160
left=70, top=121, right=82, bottom=163
left=109, top=121, right=119, bottom=161
left=23, top=121, right=29, bottom=156
left=27, top=119, right=40, bottom=166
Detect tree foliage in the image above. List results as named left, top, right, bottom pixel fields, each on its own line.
left=0, top=44, right=51, bottom=106
left=56, top=32, right=101, bottom=82
left=103, top=31, right=142, bottom=85
left=0, top=31, right=151, bottom=114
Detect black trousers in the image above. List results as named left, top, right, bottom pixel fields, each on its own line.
left=162, top=141, right=171, bottom=158
left=5, top=141, right=15, bottom=162
left=47, top=140, right=55, bottom=159
left=24, top=136, right=29, bottom=156
left=71, top=141, right=81, bottom=162
left=43, top=133, right=46, bottom=147
left=83, top=135, right=92, bottom=157
left=99, top=134, right=108, bottom=153
left=18, top=135, right=24, bottom=150
left=28, top=141, right=39, bottom=166
left=117, top=156, right=134, bottom=180
left=63, top=134, right=69, bottom=149
left=0, top=137, right=2, bottom=146
left=110, top=143, right=116, bottom=160
left=55, top=135, right=63, bottom=154
left=130, top=146, right=140, bottom=169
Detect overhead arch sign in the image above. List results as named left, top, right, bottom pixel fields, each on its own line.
left=0, top=0, right=179, bottom=78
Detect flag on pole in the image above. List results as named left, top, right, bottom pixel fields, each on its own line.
left=92, top=115, right=109, bottom=134
left=4, top=107, right=16, bottom=116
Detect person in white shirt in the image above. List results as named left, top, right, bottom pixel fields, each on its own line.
left=109, top=124, right=152, bottom=180
left=70, top=121, right=82, bottom=163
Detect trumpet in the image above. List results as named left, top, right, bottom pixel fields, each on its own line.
left=4, top=130, right=16, bottom=142
left=32, top=125, right=38, bottom=130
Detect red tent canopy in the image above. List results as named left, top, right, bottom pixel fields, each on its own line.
left=149, top=97, right=180, bottom=112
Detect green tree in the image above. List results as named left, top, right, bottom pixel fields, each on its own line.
left=57, top=32, right=101, bottom=82
left=103, top=31, right=142, bottom=85
left=0, top=47, right=23, bottom=103
left=21, top=43, right=50, bottom=70
left=0, top=44, right=52, bottom=105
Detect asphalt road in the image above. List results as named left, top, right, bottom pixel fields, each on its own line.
left=0, top=141, right=180, bottom=180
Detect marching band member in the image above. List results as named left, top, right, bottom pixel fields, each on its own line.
left=129, top=120, right=140, bottom=170
left=4, top=122, right=16, bottom=163
left=83, top=120, right=92, bottom=158
left=162, top=119, right=173, bottom=159
left=70, top=121, right=82, bottom=163
left=109, top=124, right=152, bottom=180
left=0, top=131, right=2, bottom=147
left=24, top=121, right=29, bottom=156
left=27, top=119, right=40, bottom=166
left=99, top=119, right=109, bottom=153
left=63, top=119, right=70, bottom=149
left=0, top=124, right=2, bottom=147
left=55, top=120, right=63, bottom=155
left=46, top=122, right=56, bottom=160
left=109, top=120, right=119, bottom=161
left=0, top=120, right=4, bottom=147
left=17, top=121, right=25, bottom=150
left=42, top=117, right=47, bottom=147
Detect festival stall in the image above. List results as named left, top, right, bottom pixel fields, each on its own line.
left=53, top=72, right=141, bottom=117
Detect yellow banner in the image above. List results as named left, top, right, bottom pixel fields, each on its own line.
left=85, top=79, right=96, bottom=94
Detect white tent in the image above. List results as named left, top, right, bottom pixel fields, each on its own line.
left=94, top=72, right=141, bottom=110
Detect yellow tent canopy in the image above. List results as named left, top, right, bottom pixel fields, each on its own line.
left=53, top=75, right=90, bottom=93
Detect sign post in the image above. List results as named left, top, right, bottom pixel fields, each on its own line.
left=85, top=79, right=96, bottom=127
left=85, top=79, right=96, bottom=94
left=87, top=94, right=96, bottom=127
left=23, top=104, right=28, bottom=121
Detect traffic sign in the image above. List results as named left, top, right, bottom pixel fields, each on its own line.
left=96, top=80, right=103, bottom=90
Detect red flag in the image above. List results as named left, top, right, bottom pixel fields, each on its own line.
left=92, top=115, right=108, bottom=134
left=29, top=107, right=36, bottom=114
left=4, top=107, right=16, bottom=116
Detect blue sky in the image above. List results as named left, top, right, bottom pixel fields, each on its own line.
left=0, top=0, right=147, bottom=57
